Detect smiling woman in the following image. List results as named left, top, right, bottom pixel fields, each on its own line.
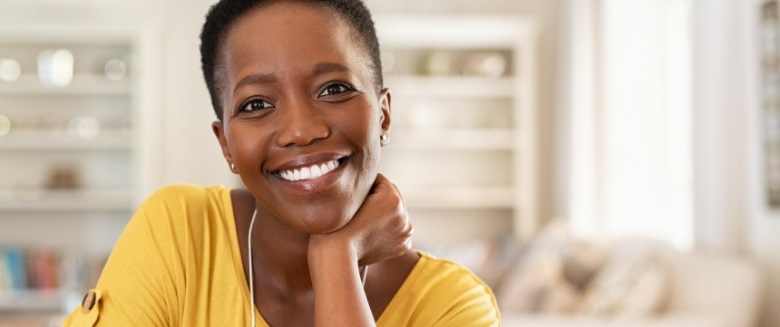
left=61, top=0, right=499, bottom=326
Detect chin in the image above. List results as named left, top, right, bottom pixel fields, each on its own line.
left=298, top=212, right=351, bottom=235
left=294, top=201, right=361, bottom=235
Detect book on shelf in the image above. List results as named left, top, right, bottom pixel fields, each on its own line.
left=3, top=245, right=27, bottom=291
left=0, top=244, right=106, bottom=295
left=30, top=248, right=58, bottom=290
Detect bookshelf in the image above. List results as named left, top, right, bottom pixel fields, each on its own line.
left=0, top=24, right=159, bottom=316
left=374, top=15, right=539, bottom=243
left=0, top=291, right=62, bottom=312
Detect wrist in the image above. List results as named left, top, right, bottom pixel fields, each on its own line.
left=308, top=234, right=358, bottom=265
left=308, top=235, right=362, bottom=291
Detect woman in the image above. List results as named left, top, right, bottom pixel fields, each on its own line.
left=65, top=0, right=499, bottom=325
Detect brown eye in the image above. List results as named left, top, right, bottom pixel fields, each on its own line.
left=319, top=83, right=351, bottom=97
left=241, top=99, right=275, bottom=112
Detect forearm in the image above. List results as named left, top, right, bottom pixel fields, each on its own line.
left=308, top=237, right=375, bottom=327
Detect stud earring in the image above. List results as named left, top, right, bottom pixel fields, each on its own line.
left=230, top=162, right=236, bottom=172
left=380, top=133, right=389, bottom=145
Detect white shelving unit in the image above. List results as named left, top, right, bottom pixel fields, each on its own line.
left=0, top=290, right=62, bottom=312
left=0, top=24, right=159, bottom=315
left=0, top=73, right=132, bottom=95
left=375, top=15, right=538, bottom=243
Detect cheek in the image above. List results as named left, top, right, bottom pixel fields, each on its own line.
left=227, top=123, right=269, bottom=170
left=341, top=106, right=378, bottom=140
left=341, top=106, right=383, bottom=169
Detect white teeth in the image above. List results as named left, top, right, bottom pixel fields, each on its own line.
left=278, top=159, right=341, bottom=181
left=300, top=167, right=311, bottom=179
left=311, top=165, right=322, bottom=177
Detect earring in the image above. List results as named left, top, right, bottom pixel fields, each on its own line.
left=230, top=162, right=236, bottom=172
left=380, top=133, right=389, bottom=145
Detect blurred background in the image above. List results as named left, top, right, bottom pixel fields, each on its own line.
left=0, top=0, right=777, bottom=326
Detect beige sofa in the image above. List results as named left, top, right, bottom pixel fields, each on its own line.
left=498, top=239, right=764, bottom=327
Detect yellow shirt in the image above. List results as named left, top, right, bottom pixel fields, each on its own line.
left=64, top=185, right=500, bottom=326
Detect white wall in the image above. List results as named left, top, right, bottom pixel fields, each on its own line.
left=693, top=0, right=780, bottom=326
left=692, top=0, right=751, bottom=254
left=154, top=0, right=237, bottom=190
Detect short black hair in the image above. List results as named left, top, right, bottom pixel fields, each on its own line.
left=200, top=0, right=383, bottom=121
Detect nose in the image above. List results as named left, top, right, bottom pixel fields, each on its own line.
left=274, top=99, right=330, bottom=147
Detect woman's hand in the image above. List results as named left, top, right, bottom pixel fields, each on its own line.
left=308, top=173, right=413, bottom=266
left=347, top=173, right=413, bottom=265
left=307, top=174, right=411, bottom=326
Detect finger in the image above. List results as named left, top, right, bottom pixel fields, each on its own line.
left=374, top=173, right=389, bottom=184
left=368, top=173, right=390, bottom=194
left=376, top=175, right=405, bottom=199
left=390, top=182, right=405, bottom=203
left=368, top=174, right=397, bottom=197
left=373, top=173, right=391, bottom=189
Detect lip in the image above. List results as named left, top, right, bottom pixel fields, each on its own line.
left=268, top=152, right=348, bottom=173
left=268, top=152, right=350, bottom=192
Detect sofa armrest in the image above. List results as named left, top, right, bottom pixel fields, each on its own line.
left=502, top=313, right=732, bottom=327
left=664, top=254, right=763, bottom=327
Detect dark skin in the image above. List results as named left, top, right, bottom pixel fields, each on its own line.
left=211, top=2, right=419, bottom=326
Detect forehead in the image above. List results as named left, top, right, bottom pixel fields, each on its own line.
left=220, top=1, right=371, bottom=81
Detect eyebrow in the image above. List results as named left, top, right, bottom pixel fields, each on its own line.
left=312, top=62, right=350, bottom=76
left=233, top=73, right=276, bottom=94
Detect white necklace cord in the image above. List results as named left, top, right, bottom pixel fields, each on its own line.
left=361, top=265, right=368, bottom=287
left=248, top=208, right=258, bottom=327
left=247, top=209, right=369, bottom=327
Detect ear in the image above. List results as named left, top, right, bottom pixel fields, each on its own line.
left=379, top=87, right=392, bottom=134
left=212, top=120, right=236, bottom=173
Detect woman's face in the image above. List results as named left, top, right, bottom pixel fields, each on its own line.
left=213, top=2, right=391, bottom=234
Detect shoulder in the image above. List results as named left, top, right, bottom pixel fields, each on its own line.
left=413, top=251, right=494, bottom=295
left=138, top=184, right=229, bottom=215
left=391, top=251, right=501, bottom=325
left=144, top=184, right=227, bottom=205
left=131, top=184, right=232, bottom=236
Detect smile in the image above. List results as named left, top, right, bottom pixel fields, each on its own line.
left=277, top=159, right=341, bottom=182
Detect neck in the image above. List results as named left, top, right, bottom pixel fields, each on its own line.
left=244, top=204, right=367, bottom=300
left=251, top=207, right=314, bottom=292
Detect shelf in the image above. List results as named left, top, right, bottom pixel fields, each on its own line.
left=0, top=290, right=62, bottom=311
left=0, top=74, right=132, bottom=95
left=401, top=186, right=514, bottom=209
left=384, top=76, right=515, bottom=98
left=390, top=129, right=516, bottom=150
left=375, top=14, right=538, bottom=241
left=0, top=130, right=133, bottom=150
left=0, top=188, right=133, bottom=212
left=375, top=15, right=536, bottom=49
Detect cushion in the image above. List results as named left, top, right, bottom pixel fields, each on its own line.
left=562, top=240, right=608, bottom=290
left=497, top=221, right=581, bottom=314
left=498, top=249, right=581, bottom=313
left=577, top=253, right=669, bottom=319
